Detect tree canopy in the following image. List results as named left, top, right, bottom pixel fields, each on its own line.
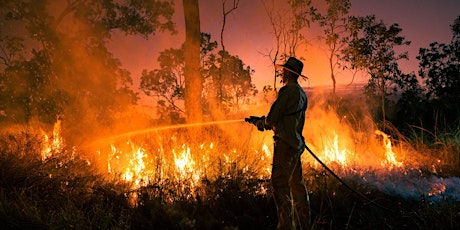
left=342, top=15, right=411, bottom=125
left=0, top=0, right=175, bottom=142
left=140, top=33, right=257, bottom=123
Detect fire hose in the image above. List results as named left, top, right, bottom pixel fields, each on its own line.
left=303, top=144, right=392, bottom=212
left=245, top=116, right=391, bottom=212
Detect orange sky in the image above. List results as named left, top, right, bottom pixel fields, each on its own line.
left=108, top=0, right=460, bottom=95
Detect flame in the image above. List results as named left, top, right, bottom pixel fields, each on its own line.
left=322, top=131, right=351, bottom=166
left=261, top=143, right=273, bottom=176
left=375, top=130, right=403, bottom=168
left=36, top=118, right=416, bottom=202
left=173, top=144, right=201, bottom=187
left=108, top=142, right=151, bottom=189
left=39, top=119, right=406, bottom=188
left=41, top=120, right=63, bottom=161
left=33, top=116, right=458, bottom=205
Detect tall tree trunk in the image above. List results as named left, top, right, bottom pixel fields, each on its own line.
left=329, top=52, right=337, bottom=98
left=182, top=0, right=202, bottom=123
left=380, top=76, right=386, bottom=126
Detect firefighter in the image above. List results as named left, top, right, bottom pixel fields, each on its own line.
left=246, top=57, right=309, bottom=229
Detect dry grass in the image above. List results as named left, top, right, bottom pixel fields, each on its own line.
left=1, top=123, right=460, bottom=229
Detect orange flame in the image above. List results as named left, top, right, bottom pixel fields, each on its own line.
left=37, top=116, right=412, bottom=202
left=108, top=142, right=151, bottom=189
left=322, top=131, right=351, bottom=166
left=375, top=130, right=403, bottom=169
left=261, top=143, right=273, bottom=176
left=173, top=144, right=201, bottom=185
left=41, top=120, right=63, bottom=161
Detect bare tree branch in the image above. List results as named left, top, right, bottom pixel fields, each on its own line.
left=220, top=0, right=240, bottom=51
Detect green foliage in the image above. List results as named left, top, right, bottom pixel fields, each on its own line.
left=339, top=14, right=459, bottom=135
left=0, top=0, right=175, bottom=141
left=377, top=15, right=460, bottom=134
left=140, top=33, right=257, bottom=122
left=415, top=15, right=460, bottom=131
left=310, top=0, right=351, bottom=96
left=342, top=15, right=410, bottom=125
left=418, top=43, right=459, bottom=103
left=140, top=47, right=186, bottom=123
left=0, top=48, right=67, bottom=123
left=204, top=50, right=258, bottom=113
left=98, top=0, right=177, bottom=37
left=390, top=73, right=426, bottom=130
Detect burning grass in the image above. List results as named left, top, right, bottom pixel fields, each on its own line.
left=1, top=100, right=460, bottom=229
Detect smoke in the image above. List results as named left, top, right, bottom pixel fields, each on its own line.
left=301, top=88, right=385, bottom=167
left=298, top=89, right=460, bottom=202
left=356, top=170, right=460, bottom=202
left=1, top=1, right=155, bottom=146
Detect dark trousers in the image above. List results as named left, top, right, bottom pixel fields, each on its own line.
left=271, top=139, right=310, bottom=230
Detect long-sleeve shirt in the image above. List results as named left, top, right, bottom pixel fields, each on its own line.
left=265, top=81, right=307, bottom=153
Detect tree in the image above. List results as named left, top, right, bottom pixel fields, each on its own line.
left=0, top=0, right=175, bottom=141
left=198, top=0, right=256, bottom=117
left=261, top=0, right=312, bottom=93
left=220, top=0, right=240, bottom=52
left=204, top=50, right=257, bottom=113
left=390, top=72, right=425, bottom=130
left=182, top=0, right=203, bottom=123
left=417, top=15, right=460, bottom=130
left=204, top=0, right=241, bottom=117
left=310, top=0, right=351, bottom=98
left=342, top=15, right=410, bottom=125
left=141, top=33, right=257, bottom=120
left=140, top=48, right=185, bottom=123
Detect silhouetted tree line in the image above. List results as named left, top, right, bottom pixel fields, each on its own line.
left=287, top=0, right=459, bottom=136
left=411, top=15, right=460, bottom=134
left=353, top=15, right=460, bottom=136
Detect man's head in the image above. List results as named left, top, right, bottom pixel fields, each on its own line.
left=275, top=57, right=305, bottom=83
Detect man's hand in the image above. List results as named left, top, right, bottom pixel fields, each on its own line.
left=244, top=116, right=262, bottom=124
left=245, top=116, right=266, bottom=131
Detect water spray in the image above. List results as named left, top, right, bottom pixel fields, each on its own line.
left=96, top=119, right=245, bottom=143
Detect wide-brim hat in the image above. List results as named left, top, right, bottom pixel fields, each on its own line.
left=275, top=57, right=307, bottom=79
